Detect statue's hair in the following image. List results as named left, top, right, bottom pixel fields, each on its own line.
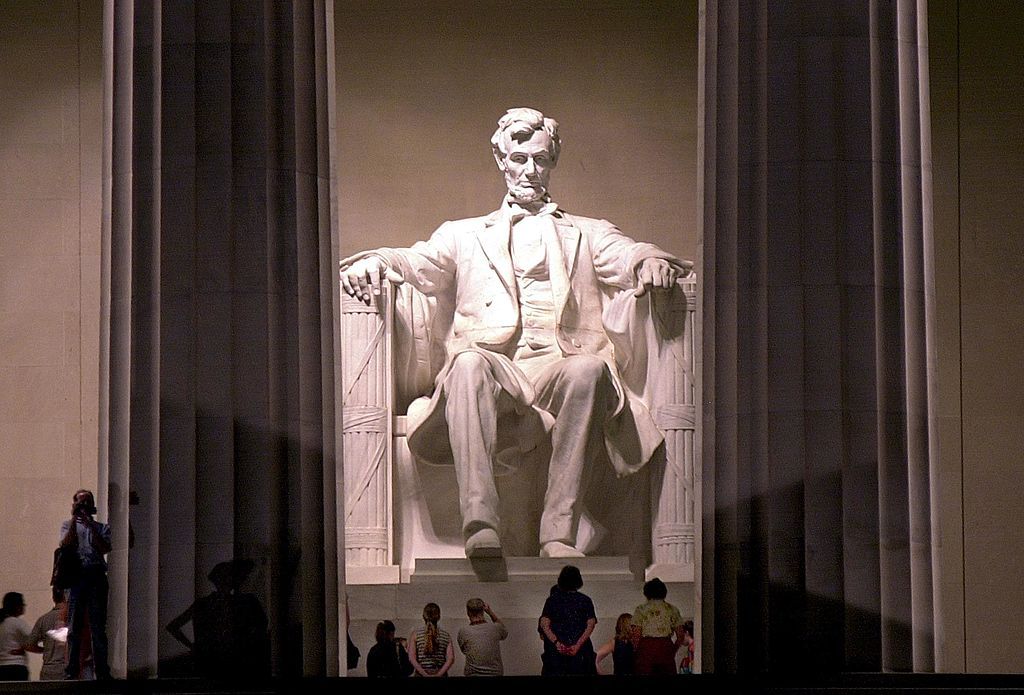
left=490, top=107, right=561, bottom=164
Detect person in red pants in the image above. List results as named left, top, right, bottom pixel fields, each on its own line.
left=631, top=578, right=686, bottom=675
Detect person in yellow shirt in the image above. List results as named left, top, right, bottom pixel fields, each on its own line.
left=631, top=578, right=686, bottom=675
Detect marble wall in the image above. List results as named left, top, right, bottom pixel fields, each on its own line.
left=0, top=0, right=103, bottom=676
left=930, top=0, right=1024, bottom=673
left=333, top=0, right=700, bottom=262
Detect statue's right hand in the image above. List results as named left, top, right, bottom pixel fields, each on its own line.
left=340, top=257, right=402, bottom=304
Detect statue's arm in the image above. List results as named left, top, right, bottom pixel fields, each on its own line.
left=588, top=219, right=693, bottom=291
left=340, top=223, right=459, bottom=302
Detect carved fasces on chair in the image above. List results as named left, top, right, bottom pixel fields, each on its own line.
left=340, top=287, right=395, bottom=577
left=648, top=279, right=698, bottom=581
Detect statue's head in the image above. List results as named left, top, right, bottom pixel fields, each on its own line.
left=491, top=107, right=560, bottom=205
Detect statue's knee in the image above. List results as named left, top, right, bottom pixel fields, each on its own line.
left=564, top=354, right=611, bottom=386
left=443, top=352, right=493, bottom=392
left=450, top=351, right=491, bottom=373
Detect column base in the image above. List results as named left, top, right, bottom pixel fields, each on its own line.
left=347, top=564, right=401, bottom=585
left=645, top=562, right=694, bottom=583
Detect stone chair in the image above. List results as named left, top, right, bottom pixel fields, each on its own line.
left=340, top=277, right=698, bottom=584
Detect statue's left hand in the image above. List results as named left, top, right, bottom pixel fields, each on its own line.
left=634, top=257, right=692, bottom=297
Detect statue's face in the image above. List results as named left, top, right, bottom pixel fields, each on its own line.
left=499, top=129, right=556, bottom=204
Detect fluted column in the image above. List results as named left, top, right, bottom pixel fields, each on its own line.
left=99, top=0, right=340, bottom=677
left=700, top=0, right=937, bottom=673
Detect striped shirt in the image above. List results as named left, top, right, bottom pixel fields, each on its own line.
left=412, top=626, right=451, bottom=675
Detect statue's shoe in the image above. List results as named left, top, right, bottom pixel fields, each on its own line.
left=540, top=541, right=585, bottom=559
left=465, top=528, right=503, bottom=558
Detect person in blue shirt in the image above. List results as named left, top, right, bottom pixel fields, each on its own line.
left=539, top=566, right=597, bottom=675
left=59, top=489, right=111, bottom=680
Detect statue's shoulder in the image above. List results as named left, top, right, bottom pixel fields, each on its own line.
left=433, top=212, right=496, bottom=235
left=556, top=210, right=616, bottom=232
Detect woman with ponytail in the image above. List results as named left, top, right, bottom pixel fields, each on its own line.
left=409, top=602, right=453, bottom=677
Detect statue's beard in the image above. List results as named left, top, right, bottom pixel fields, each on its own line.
left=508, top=182, right=546, bottom=204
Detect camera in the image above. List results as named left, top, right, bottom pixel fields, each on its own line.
left=74, top=497, right=96, bottom=516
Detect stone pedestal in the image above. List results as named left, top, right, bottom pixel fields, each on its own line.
left=411, top=556, right=635, bottom=584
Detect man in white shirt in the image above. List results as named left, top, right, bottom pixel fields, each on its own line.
left=25, top=588, right=67, bottom=680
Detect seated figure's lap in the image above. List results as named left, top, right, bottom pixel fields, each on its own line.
left=442, top=351, right=502, bottom=394
left=443, top=349, right=613, bottom=415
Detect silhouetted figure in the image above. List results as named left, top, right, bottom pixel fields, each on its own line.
left=539, top=565, right=597, bottom=675
left=366, top=620, right=413, bottom=677
left=595, top=612, right=635, bottom=675
left=538, top=584, right=557, bottom=674
left=60, top=489, right=111, bottom=680
left=409, top=603, right=454, bottom=677
left=25, top=588, right=67, bottom=680
left=345, top=595, right=360, bottom=671
left=632, top=578, right=685, bottom=675
left=166, top=559, right=269, bottom=679
left=0, top=592, right=30, bottom=681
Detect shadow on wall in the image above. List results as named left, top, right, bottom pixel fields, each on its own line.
left=161, top=559, right=270, bottom=679
left=713, top=469, right=920, bottom=674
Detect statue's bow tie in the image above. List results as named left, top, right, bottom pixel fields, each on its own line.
left=508, top=200, right=558, bottom=222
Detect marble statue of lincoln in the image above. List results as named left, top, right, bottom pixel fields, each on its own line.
left=340, top=108, right=692, bottom=559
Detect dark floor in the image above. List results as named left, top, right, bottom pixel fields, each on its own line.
left=3, top=675, right=1024, bottom=695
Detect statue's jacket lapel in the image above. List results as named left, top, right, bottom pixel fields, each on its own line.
left=476, top=210, right=517, bottom=302
left=467, top=209, right=610, bottom=359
